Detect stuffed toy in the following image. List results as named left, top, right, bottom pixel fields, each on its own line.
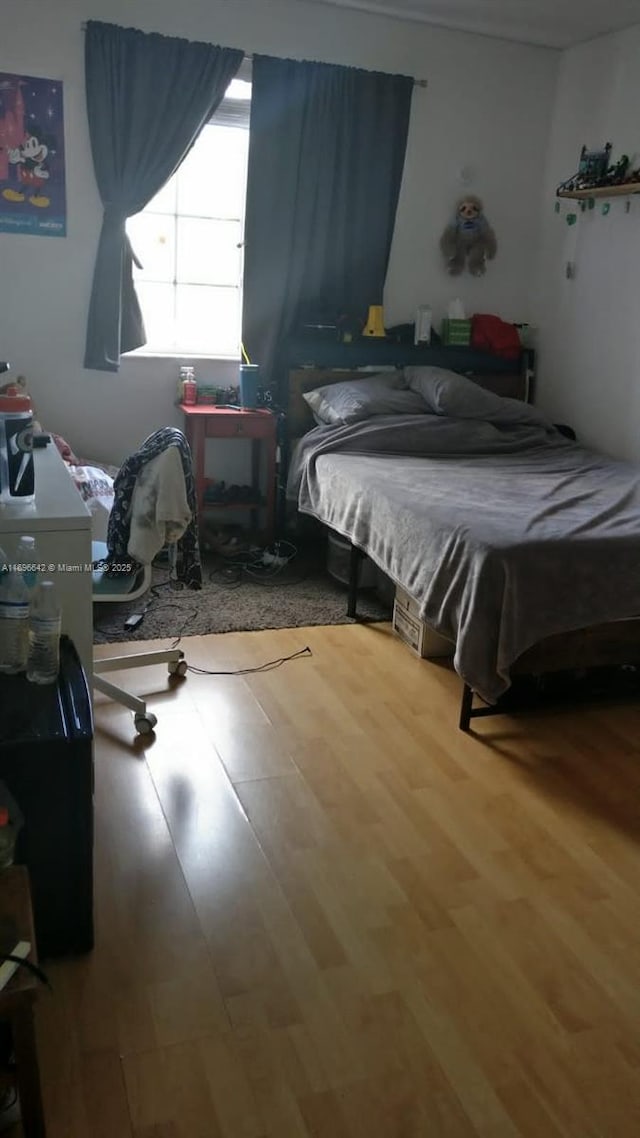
left=440, top=195, right=497, bottom=277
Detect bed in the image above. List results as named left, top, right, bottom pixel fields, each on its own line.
left=286, top=364, right=640, bottom=729
left=49, top=433, right=117, bottom=541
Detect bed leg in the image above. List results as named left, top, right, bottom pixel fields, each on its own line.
left=347, top=543, right=362, bottom=619
left=459, top=684, right=474, bottom=731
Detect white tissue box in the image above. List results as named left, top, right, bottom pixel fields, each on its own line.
left=414, top=305, right=432, bottom=345
left=392, top=587, right=454, bottom=658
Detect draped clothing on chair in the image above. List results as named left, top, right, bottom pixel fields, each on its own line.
left=107, top=428, right=202, bottom=589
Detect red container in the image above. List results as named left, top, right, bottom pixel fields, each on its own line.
left=0, top=388, right=34, bottom=502
left=182, top=377, right=197, bottom=405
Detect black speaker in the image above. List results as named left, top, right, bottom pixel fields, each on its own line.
left=0, top=637, right=94, bottom=957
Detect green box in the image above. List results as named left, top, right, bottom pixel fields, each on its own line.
left=441, top=318, right=472, bottom=346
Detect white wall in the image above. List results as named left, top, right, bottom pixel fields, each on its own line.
left=534, top=25, right=640, bottom=460
left=0, top=0, right=558, bottom=464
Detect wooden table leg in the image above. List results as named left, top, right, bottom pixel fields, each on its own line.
left=194, top=419, right=206, bottom=524
left=264, top=429, right=276, bottom=544
left=12, top=1004, right=46, bottom=1137
left=251, top=438, right=260, bottom=537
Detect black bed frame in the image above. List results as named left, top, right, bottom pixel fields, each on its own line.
left=345, top=540, right=484, bottom=728
left=346, top=542, right=366, bottom=621
left=289, top=348, right=640, bottom=731
left=344, top=537, right=640, bottom=732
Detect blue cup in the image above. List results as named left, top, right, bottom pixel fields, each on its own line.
left=239, top=364, right=260, bottom=409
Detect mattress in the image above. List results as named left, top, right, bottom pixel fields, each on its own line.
left=288, top=413, right=640, bottom=702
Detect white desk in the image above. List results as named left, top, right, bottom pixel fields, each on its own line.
left=0, top=444, right=93, bottom=678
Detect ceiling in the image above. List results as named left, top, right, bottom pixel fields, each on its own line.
left=304, top=0, right=640, bottom=48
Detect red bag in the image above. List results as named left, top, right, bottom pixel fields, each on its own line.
left=471, top=314, right=521, bottom=360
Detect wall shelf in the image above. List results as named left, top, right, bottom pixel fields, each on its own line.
left=557, top=183, right=640, bottom=200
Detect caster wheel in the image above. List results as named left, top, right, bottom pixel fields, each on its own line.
left=134, top=711, right=157, bottom=735
left=168, top=659, right=188, bottom=676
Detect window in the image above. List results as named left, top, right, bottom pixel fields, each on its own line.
left=126, top=65, right=251, bottom=358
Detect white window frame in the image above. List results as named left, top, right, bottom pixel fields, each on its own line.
left=126, top=59, right=251, bottom=361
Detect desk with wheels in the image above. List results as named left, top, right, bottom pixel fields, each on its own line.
left=92, top=542, right=189, bottom=736
left=0, top=443, right=93, bottom=679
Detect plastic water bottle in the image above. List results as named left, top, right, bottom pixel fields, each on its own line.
left=15, top=535, right=38, bottom=593
left=0, top=549, right=29, bottom=673
left=26, top=580, right=61, bottom=684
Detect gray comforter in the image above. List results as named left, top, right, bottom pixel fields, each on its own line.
left=287, top=411, right=640, bottom=702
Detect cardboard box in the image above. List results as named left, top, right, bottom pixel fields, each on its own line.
left=392, top=587, right=454, bottom=658
left=440, top=318, right=472, bottom=346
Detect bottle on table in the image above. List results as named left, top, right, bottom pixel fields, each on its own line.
left=26, top=580, right=61, bottom=685
left=181, top=366, right=197, bottom=405
left=0, top=545, right=29, bottom=674
left=15, top=534, right=38, bottom=594
left=177, top=366, right=189, bottom=403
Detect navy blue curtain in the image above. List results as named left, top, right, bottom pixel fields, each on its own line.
left=84, top=21, right=242, bottom=372
left=242, top=56, right=413, bottom=388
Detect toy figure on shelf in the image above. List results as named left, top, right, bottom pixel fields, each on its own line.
left=601, top=154, right=630, bottom=186
left=557, top=143, right=612, bottom=193
left=439, top=195, right=497, bottom=277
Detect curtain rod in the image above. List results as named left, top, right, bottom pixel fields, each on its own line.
left=78, top=24, right=427, bottom=85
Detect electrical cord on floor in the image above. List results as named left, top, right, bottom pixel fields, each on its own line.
left=157, top=603, right=200, bottom=649
left=209, top=566, right=310, bottom=590
left=208, top=540, right=298, bottom=580
left=96, top=542, right=307, bottom=645
left=150, top=575, right=179, bottom=596
left=207, top=539, right=307, bottom=588
left=208, top=564, right=244, bottom=588
left=186, top=644, right=312, bottom=676
left=122, top=573, right=192, bottom=633
left=0, top=953, right=51, bottom=989
left=243, top=567, right=310, bottom=588
left=93, top=570, right=178, bottom=637
left=93, top=620, right=119, bottom=636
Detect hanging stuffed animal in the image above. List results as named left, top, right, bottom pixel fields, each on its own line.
left=439, top=195, right=497, bottom=277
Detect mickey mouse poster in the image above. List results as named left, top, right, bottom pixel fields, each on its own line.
left=0, top=73, right=66, bottom=237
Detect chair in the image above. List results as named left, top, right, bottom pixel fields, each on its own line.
left=92, top=540, right=188, bottom=735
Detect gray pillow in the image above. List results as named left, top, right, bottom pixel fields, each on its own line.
left=404, top=366, right=507, bottom=416
left=405, top=366, right=552, bottom=427
left=303, top=372, right=426, bottom=425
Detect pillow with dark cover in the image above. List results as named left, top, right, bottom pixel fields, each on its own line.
left=405, top=366, right=552, bottom=427
left=303, top=372, right=426, bottom=425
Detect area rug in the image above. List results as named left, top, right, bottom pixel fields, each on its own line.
left=93, top=542, right=391, bottom=645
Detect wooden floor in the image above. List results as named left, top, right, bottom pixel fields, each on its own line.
left=27, top=623, right=640, bottom=1137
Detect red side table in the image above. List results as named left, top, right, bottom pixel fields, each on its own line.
left=180, top=405, right=277, bottom=543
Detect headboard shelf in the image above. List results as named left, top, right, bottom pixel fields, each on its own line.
left=286, top=333, right=530, bottom=375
